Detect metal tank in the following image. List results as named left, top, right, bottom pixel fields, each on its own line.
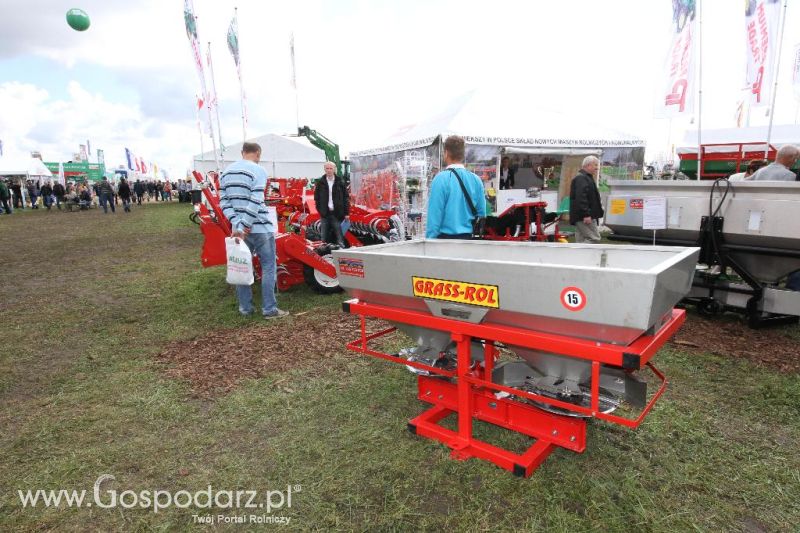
left=604, top=180, right=800, bottom=282
left=605, top=180, right=800, bottom=324
left=333, top=240, right=699, bottom=345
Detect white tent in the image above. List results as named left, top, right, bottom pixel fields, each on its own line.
left=348, top=89, right=644, bottom=236
left=352, top=89, right=645, bottom=157
left=0, top=156, right=54, bottom=179
left=193, top=133, right=326, bottom=179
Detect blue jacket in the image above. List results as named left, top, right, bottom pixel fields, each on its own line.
left=219, top=160, right=273, bottom=234
left=425, top=165, right=486, bottom=238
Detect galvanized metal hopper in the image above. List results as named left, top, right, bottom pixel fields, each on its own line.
left=605, top=180, right=800, bottom=282
left=333, top=240, right=699, bottom=345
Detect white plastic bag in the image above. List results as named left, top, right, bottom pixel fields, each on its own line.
left=225, top=237, right=254, bottom=285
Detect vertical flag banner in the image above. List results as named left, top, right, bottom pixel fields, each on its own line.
left=185, top=0, right=220, bottom=171
left=227, top=9, right=248, bottom=140
left=79, top=144, right=88, bottom=162
left=656, top=2, right=697, bottom=117
left=87, top=139, right=91, bottom=156
left=58, top=162, right=65, bottom=187
left=745, top=0, right=782, bottom=108
left=97, top=149, right=105, bottom=166
left=125, top=148, right=133, bottom=170
left=184, top=0, right=207, bottom=101
left=0, top=139, right=4, bottom=156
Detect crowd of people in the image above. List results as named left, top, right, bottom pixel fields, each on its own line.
left=0, top=177, right=199, bottom=214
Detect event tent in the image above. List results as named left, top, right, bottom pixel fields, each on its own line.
left=0, top=156, right=54, bottom=179
left=193, top=133, right=326, bottom=178
left=348, top=89, right=645, bottom=236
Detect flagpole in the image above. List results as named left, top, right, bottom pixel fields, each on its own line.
left=207, top=41, right=225, bottom=159
left=235, top=7, right=247, bottom=142
left=765, top=0, right=789, bottom=155
left=291, top=32, right=299, bottom=130
left=696, top=0, right=703, bottom=181
left=194, top=15, right=220, bottom=174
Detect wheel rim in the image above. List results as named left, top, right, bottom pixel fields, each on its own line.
left=313, top=255, right=339, bottom=288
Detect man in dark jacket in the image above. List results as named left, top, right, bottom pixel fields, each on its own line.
left=11, top=181, right=24, bottom=209
left=499, top=156, right=515, bottom=189
left=133, top=180, right=145, bottom=205
left=53, top=181, right=66, bottom=210
left=118, top=178, right=132, bottom=212
left=27, top=181, right=39, bottom=209
left=0, top=179, right=12, bottom=214
left=569, top=155, right=604, bottom=244
left=40, top=181, right=54, bottom=210
left=98, top=177, right=115, bottom=214
left=313, top=161, right=349, bottom=247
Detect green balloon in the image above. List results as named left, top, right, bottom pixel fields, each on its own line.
left=66, top=8, right=91, bottom=32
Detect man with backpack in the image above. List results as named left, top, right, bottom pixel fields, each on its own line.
left=425, top=135, right=486, bottom=239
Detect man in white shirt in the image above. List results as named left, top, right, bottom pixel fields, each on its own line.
left=312, top=161, right=349, bottom=247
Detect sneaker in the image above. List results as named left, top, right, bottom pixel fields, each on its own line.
left=263, top=309, right=289, bottom=319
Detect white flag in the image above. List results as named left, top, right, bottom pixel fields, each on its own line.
left=655, top=3, right=698, bottom=118
left=745, top=0, right=781, bottom=108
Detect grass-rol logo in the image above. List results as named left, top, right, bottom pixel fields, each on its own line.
left=412, top=276, right=499, bottom=308
left=560, top=286, right=587, bottom=311
left=338, top=258, right=365, bottom=278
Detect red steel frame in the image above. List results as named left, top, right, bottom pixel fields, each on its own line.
left=680, top=142, right=777, bottom=179
left=343, top=298, right=681, bottom=477
left=485, top=201, right=566, bottom=243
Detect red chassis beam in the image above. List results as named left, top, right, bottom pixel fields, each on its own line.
left=342, top=298, right=678, bottom=477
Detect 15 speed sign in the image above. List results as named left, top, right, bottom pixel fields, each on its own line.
left=560, top=286, right=587, bottom=311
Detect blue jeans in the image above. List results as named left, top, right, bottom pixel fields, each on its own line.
left=100, top=192, right=115, bottom=213
left=235, top=233, right=278, bottom=315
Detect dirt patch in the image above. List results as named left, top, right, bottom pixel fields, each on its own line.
left=670, top=314, right=800, bottom=373
left=156, top=308, right=392, bottom=398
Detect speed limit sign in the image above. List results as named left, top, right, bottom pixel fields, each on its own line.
left=560, top=286, right=587, bottom=311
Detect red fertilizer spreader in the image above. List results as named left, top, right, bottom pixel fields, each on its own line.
left=334, top=240, right=699, bottom=477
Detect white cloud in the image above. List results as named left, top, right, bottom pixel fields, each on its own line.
left=3, top=0, right=800, bottom=173
left=0, top=80, right=197, bottom=175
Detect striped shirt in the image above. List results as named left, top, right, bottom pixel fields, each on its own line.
left=219, top=160, right=273, bottom=234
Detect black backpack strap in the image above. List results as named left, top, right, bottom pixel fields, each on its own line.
left=448, top=168, right=477, bottom=216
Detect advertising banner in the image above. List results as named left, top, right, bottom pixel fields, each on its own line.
left=745, top=0, right=782, bottom=107
left=655, top=2, right=698, bottom=117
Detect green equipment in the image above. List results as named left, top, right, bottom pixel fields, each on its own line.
left=297, top=126, right=350, bottom=184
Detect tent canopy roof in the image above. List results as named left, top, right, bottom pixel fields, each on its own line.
left=0, top=156, right=54, bottom=177
left=351, top=89, right=645, bottom=156
left=194, top=133, right=325, bottom=163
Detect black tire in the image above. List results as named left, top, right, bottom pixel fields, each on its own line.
left=303, top=253, right=342, bottom=294
left=697, top=298, right=723, bottom=316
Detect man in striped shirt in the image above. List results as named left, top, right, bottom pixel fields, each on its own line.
left=219, top=142, right=288, bottom=319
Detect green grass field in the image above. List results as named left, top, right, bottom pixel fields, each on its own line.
left=1, top=203, right=798, bottom=532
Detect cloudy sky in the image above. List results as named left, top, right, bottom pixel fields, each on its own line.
left=1, top=0, right=800, bottom=177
